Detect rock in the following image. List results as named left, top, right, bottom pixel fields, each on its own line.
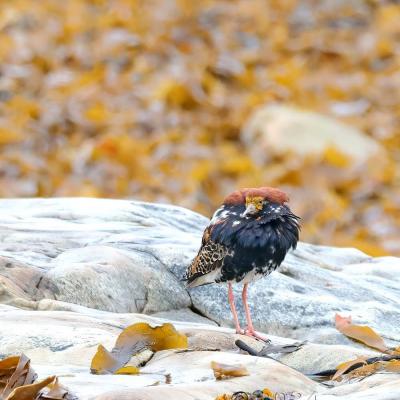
left=1, top=198, right=399, bottom=349
left=241, top=105, right=384, bottom=165
left=151, top=308, right=218, bottom=325
left=0, top=198, right=208, bottom=313
left=190, top=242, right=400, bottom=347
left=0, top=304, right=398, bottom=400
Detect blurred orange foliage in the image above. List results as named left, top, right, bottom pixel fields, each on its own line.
left=0, top=0, right=399, bottom=255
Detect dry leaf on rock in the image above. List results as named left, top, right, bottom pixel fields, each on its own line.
left=345, top=362, right=383, bottom=380
left=114, top=366, right=140, bottom=375
left=0, top=354, right=37, bottom=399
left=0, top=355, right=73, bottom=400
left=344, top=359, right=400, bottom=379
left=335, top=314, right=388, bottom=352
left=38, top=377, right=70, bottom=399
left=91, top=322, right=188, bottom=375
left=6, top=376, right=55, bottom=400
left=332, top=357, right=368, bottom=381
left=383, top=360, right=400, bottom=373
left=211, top=361, right=249, bottom=380
left=116, top=322, right=188, bottom=352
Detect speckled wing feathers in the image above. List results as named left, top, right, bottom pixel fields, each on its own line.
left=185, top=198, right=300, bottom=288
left=186, top=225, right=230, bottom=287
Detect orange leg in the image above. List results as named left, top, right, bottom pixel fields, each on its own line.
left=228, top=282, right=243, bottom=334
left=242, top=283, right=270, bottom=342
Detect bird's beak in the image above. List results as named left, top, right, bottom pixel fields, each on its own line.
left=241, top=203, right=257, bottom=217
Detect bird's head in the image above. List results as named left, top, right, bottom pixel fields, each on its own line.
left=223, top=187, right=290, bottom=218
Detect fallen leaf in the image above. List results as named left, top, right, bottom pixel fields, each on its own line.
left=391, top=346, right=400, bottom=355
left=211, top=361, right=249, bottom=380
left=345, top=362, right=383, bottom=380
left=116, top=322, right=188, bottom=352
left=335, top=314, right=388, bottom=352
left=91, top=322, right=187, bottom=375
left=6, top=376, right=55, bottom=400
left=38, top=377, right=69, bottom=399
left=332, top=357, right=367, bottom=380
left=0, top=355, right=74, bottom=400
left=323, top=146, right=350, bottom=168
left=90, top=345, right=121, bottom=375
left=384, top=360, right=400, bottom=373
left=0, top=354, right=37, bottom=399
left=215, top=395, right=232, bottom=400
left=115, top=366, right=140, bottom=375
left=262, top=388, right=275, bottom=397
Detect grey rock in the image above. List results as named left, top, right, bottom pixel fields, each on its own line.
left=190, top=243, right=400, bottom=346
left=0, top=198, right=399, bottom=350
left=151, top=308, right=218, bottom=325
left=0, top=304, right=398, bottom=400
left=0, top=198, right=207, bottom=313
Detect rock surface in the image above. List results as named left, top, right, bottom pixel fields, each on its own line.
left=0, top=303, right=398, bottom=400
left=241, top=104, right=385, bottom=165
left=0, top=198, right=400, bottom=399
left=1, top=198, right=399, bottom=347
left=0, top=198, right=205, bottom=314
left=191, top=243, right=400, bottom=347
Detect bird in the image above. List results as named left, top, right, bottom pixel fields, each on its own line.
left=185, top=186, right=300, bottom=341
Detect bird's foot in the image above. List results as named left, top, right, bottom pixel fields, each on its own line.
left=243, top=328, right=271, bottom=343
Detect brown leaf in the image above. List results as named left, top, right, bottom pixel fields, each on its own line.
left=6, top=376, right=55, bottom=400
left=211, top=361, right=249, bottom=380
left=91, top=322, right=187, bottom=375
left=115, top=366, right=140, bottom=375
left=391, top=346, right=400, bottom=355
left=0, top=354, right=37, bottom=399
left=384, top=360, right=400, bottom=373
left=0, top=356, right=21, bottom=389
left=332, top=357, right=367, bottom=381
left=38, top=377, right=70, bottom=400
left=90, top=345, right=121, bottom=375
left=335, top=314, right=388, bottom=352
left=345, top=362, right=383, bottom=380
left=0, top=356, right=72, bottom=400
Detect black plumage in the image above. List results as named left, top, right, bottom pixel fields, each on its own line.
left=185, top=186, right=300, bottom=340
left=187, top=199, right=300, bottom=286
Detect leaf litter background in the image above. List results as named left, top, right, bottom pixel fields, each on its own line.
left=0, top=0, right=399, bottom=256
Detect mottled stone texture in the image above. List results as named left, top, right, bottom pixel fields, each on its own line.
left=1, top=198, right=399, bottom=346
left=1, top=198, right=400, bottom=399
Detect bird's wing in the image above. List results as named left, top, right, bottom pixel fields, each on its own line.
left=186, top=225, right=230, bottom=287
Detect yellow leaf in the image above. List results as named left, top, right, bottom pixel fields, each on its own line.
left=116, top=322, right=188, bottom=352
left=91, top=323, right=187, bottom=375
left=211, top=361, right=249, bottom=380
left=263, top=388, right=275, bottom=397
left=335, top=314, right=388, bottom=352
left=90, top=345, right=120, bottom=375
left=332, top=357, right=367, bottom=380
left=384, top=360, right=400, bottom=373
left=85, top=102, right=109, bottom=124
left=155, top=80, right=197, bottom=109
left=346, top=362, right=383, bottom=379
left=115, top=366, right=140, bottom=375
left=40, top=376, right=69, bottom=399
left=7, top=376, right=55, bottom=400
left=323, top=146, right=350, bottom=168
left=214, top=395, right=232, bottom=400
left=0, top=128, right=23, bottom=145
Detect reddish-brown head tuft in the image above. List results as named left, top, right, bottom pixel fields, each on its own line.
left=223, top=187, right=289, bottom=205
